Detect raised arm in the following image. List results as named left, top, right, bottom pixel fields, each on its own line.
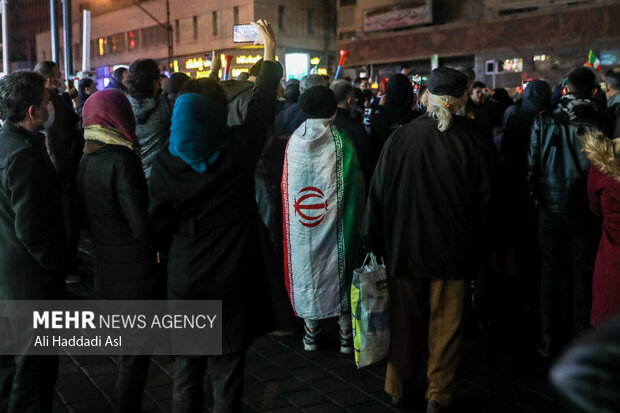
left=236, top=20, right=284, bottom=160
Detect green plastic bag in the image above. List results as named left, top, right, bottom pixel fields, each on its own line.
left=351, top=253, right=389, bottom=368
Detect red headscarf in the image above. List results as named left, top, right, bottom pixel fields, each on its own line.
left=82, top=89, right=140, bottom=147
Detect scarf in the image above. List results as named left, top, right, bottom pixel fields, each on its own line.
left=84, top=125, right=140, bottom=158
left=82, top=89, right=140, bottom=148
left=169, top=93, right=229, bottom=173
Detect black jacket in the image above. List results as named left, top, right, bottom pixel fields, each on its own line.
left=0, top=122, right=66, bottom=299
left=148, top=61, right=284, bottom=354
left=334, top=107, right=375, bottom=190
left=47, top=91, right=84, bottom=182
left=369, top=106, right=421, bottom=156
left=605, top=93, right=620, bottom=138
left=77, top=144, right=157, bottom=299
left=528, top=95, right=610, bottom=213
left=362, top=114, right=496, bottom=280
left=464, top=97, right=504, bottom=139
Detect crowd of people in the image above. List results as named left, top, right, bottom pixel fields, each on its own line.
left=0, top=17, right=619, bottom=413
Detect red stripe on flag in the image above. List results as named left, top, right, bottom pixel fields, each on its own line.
left=281, top=150, right=297, bottom=315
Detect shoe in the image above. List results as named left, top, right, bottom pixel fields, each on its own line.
left=65, top=273, right=81, bottom=284
left=339, top=330, right=353, bottom=354
left=426, top=399, right=443, bottom=413
left=537, top=334, right=554, bottom=358
left=303, top=325, right=321, bottom=352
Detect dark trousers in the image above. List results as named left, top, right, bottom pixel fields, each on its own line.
left=61, top=182, right=79, bottom=272
left=173, top=353, right=245, bottom=413
left=0, top=355, right=58, bottom=413
left=116, top=354, right=150, bottom=413
left=539, top=208, right=600, bottom=337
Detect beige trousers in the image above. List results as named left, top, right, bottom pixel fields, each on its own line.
left=384, top=277, right=468, bottom=407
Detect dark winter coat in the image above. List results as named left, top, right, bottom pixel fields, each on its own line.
left=528, top=94, right=610, bottom=214
left=334, top=107, right=375, bottom=190
left=605, top=93, right=620, bottom=138
left=368, top=105, right=421, bottom=156
left=47, top=91, right=84, bottom=183
left=273, top=102, right=307, bottom=138
left=583, top=131, right=620, bottom=326
left=77, top=144, right=157, bottom=299
left=148, top=61, right=284, bottom=354
left=0, top=122, right=66, bottom=299
left=128, top=95, right=171, bottom=179
left=464, top=97, right=504, bottom=139
left=362, top=114, right=496, bottom=280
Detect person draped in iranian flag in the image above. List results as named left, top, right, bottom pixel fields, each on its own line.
left=282, top=85, right=366, bottom=354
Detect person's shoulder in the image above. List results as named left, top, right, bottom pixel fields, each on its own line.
left=0, top=125, right=37, bottom=157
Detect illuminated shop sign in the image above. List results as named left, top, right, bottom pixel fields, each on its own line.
left=186, top=58, right=212, bottom=71
left=236, top=55, right=261, bottom=65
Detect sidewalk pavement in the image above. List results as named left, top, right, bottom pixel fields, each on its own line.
left=52, top=243, right=568, bottom=413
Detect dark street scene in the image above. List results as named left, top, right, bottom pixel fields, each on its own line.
left=1, top=0, right=620, bottom=412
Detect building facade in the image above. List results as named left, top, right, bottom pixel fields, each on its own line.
left=5, top=0, right=50, bottom=71
left=337, top=0, right=620, bottom=89
left=36, top=0, right=337, bottom=84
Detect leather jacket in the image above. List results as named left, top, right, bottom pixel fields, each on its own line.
left=528, top=95, right=609, bottom=213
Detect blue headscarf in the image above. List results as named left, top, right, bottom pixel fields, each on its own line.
left=169, top=93, right=229, bottom=173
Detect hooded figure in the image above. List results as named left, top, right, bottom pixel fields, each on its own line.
left=499, top=79, right=551, bottom=312
left=282, top=86, right=366, bottom=354
left=369, top=73, right=422, bottom=156
left=147, top=58, right=289, bottom=412
left=77, top=89, right=157, bottom=413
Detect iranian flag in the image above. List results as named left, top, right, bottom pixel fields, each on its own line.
left=282, top=119, right=365, bottom=319
left=585, top=50, right=601, bottom=72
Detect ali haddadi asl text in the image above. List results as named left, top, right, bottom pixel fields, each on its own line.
left=34, top=335, right=121, bottom=347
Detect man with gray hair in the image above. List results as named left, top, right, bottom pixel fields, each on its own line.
left=363, top=67, right=496, bottom=412
left=331, top=79, right=374, bottom=188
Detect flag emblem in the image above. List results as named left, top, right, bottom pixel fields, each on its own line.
left=294, top=186, right=328, bottom=228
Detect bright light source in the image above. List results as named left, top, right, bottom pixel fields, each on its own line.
left=285, top=53, right=309, bottom=81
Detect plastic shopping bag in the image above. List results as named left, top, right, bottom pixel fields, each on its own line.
left=351, top=252, right=389, bottom=368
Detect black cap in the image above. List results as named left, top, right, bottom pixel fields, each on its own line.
left=427, top=67, right=468, bottom=97
left=299, top=86, right=337, bottom=119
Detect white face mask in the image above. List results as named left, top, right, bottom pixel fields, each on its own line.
left=43, top=102, right=55, bottom=131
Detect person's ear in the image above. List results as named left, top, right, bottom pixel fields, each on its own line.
left=28, top=105, right=39, bottom=120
